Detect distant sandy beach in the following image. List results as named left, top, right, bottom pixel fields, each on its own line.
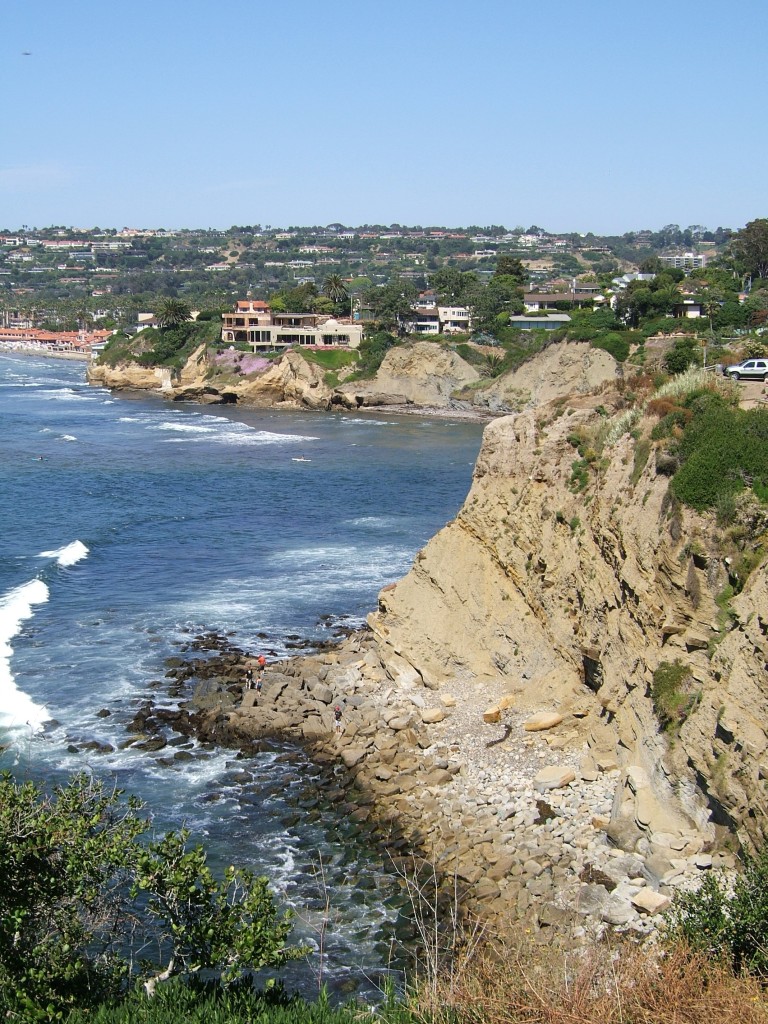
left=0, top=343, right=89, bottom=361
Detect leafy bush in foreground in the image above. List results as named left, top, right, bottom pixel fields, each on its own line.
left=667, top=846, right=768, bottom=977
left=0, top=773, right=304, bottom=1020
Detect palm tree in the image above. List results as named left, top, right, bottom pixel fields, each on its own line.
left=155, top=298, right=192, bottom=329
left=322, top=274, right=348, bottom=307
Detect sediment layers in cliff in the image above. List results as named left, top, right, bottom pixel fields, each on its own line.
left=367, top=404, right=768, bottom=854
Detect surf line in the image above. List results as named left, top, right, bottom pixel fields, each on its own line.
left=0, top=578, right=51, bottom=735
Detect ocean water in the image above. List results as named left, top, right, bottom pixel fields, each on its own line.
left=0, top=352, right=484, bottom=996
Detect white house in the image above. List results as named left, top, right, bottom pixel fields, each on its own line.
left=438, top=305, right=472, bottom=333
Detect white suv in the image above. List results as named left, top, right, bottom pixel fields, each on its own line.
left=723, top=358, right=768, bottom=381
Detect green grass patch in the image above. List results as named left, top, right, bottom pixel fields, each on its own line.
left=651, top=660, right=699, bottom=729
left=65, top=977, right=397, bottom=1024
left=630, top=437, right=651, bottom=485
left=97, top=332, right=144, bottom=367
left=299, top=348, right=359, bottom=371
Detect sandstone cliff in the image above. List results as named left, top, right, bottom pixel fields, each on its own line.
left=88, top=339, right=625, bottom=418
left=88, top=346, right=335, bottom=411
left=473, top=340, right=620, bottom=413
left=333, top=340, right=481, bottom=410
left=366, top=390, right=768, bottom=860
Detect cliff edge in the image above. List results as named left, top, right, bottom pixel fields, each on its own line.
left=367, top=387, right=768, bottom=860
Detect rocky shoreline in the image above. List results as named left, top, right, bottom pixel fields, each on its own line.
left=120, top=626, right=733, bottom=943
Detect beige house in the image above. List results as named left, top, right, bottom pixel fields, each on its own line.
left=221, top=301, right=363, bottom=352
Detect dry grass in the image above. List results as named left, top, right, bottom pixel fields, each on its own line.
left=407, top=934, right=768, bottom=1024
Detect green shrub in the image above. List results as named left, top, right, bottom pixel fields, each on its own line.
left=136, top=321, right=220, bottom=369
left=345, top=331, right=398, bottom=379
left=666, top=845, right=768, bottom=977
left=665, top=337, right=701, bottom=374
left=97, top=333, right=141, bottom=367
left=671, top=395, right=768, bottom=511
left=0, top=774, right=304, bottom=1020
left=569, top=459, right=590, bottom=492
left=651, top=409, right=690, bottom=440
left=651, top=660, right=698, bottom=729
left=592, top=331, right=630, bottom=362
left=66, top=977, right=376, bottom=1024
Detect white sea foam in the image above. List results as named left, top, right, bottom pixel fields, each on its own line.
left=0, top=579, right=51, bottom=733
left=339, top=417, right=393, bottom=427
left=59, top=434, right=77, bottom=442
left=38, top=540, right=89, bottom=567
left=38, top=388, right=88, bottom=401
left=161, top=427, right=318, bottom=446
left=155, top=422, right=217, bottom=433
left=346, top=515, right=407, bottom=530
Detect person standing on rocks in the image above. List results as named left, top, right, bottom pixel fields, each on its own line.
left=244, top=665, right=254, bottom=690
left=334, top=704, right=343, bottom=735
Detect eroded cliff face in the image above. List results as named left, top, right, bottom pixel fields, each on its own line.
left=87, top=360, right=175, bottom=392
left=334, top=339, right=621, bottom=414
left=334, top=340, right=481, bottom=410
left=88, top=347, right=335, bottom=411
left=367, top=405, right=768, bottom=855
left=475, top=341, right=620, bottom=413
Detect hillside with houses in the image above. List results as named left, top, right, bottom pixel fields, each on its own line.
left=4, top=220, right=768, bottom=404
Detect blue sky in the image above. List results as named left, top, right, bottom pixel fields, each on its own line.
left=2, top=0, right=766, bottom=234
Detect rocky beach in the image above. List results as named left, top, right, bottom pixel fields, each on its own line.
left=127, top=624, right=731, bottom=944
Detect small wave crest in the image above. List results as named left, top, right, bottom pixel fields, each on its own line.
left=0, top=579, right=51, bottom=733
left=156, top=422, right=217, bottom=434
left=38, top=540, right=89, bottom=567
left=161, top=427, right=318, bottom=446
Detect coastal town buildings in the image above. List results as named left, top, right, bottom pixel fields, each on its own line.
left=0, top=326, right=111, bottom=356
left=403, top=300, right=473, bottom=334
left=523, top=291, right=603, bottom=312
